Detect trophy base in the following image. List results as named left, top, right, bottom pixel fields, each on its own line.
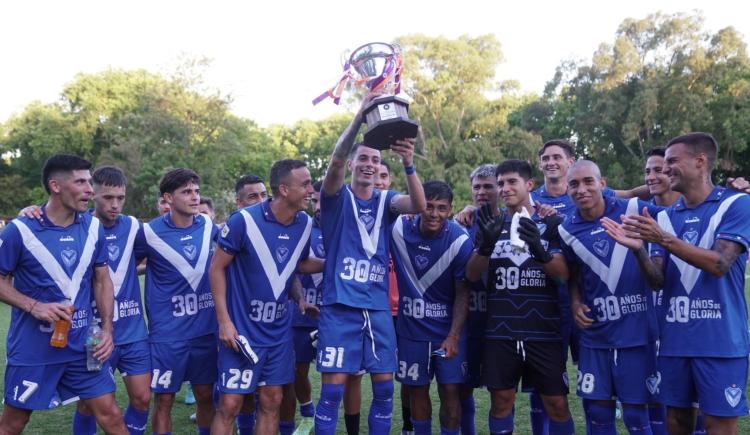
left=362, top=95, right=420, bottom=150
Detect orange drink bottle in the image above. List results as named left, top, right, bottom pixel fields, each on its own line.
left=50, top=299, right=74, bottom=348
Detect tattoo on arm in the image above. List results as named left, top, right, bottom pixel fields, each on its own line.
left=332, top=115, right=363, bottom=160
left=713, top=239, right=744, bottom=276
left=633, top=246, right=664, bottom=289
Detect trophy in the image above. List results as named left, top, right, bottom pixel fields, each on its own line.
left=313, top=42, right=419, bottom=150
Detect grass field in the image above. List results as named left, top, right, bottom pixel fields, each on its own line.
left=1, top=276, right=749, bottom=434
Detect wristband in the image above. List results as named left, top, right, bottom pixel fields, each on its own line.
left=404, top=164, right=415, bottom=175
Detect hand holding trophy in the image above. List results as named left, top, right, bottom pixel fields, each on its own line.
left=313, top=42, right=419, bottom=150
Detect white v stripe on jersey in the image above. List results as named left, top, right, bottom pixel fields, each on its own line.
left=392, top=218, right=469, bottom=296
left=13, top=217, right=101, bottom=303
left=309, top=247, right=324, bottom=288
left=559, top=198, right=639, bottom=294
left=143, top=215, right=213, bottom=292
left=109, top=216, right=139, bottom=297
left=348, top=189, right=388, bottom=259
left=657, top=193, right=744, bottom=294
left=241, top=209, right=312, bottom=299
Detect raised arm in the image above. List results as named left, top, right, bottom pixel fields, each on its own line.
left=389, top=138, right=426, bottom=215
left=601, top=216, right=664, bottom=288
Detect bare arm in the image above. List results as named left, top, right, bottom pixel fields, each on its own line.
left=466, top=252, right=489, bottom=283
left=209, top=248, right=239, bottom=351
left=92, top=265, right=116, bottom=361
left=541, top=253, right=569, bottom=286
left=0, top=274, right=72, bottom=323
left=601, top=216, right=663, bottom=288
left=389, top=138, right=426, bottom=215
left=297, top=256, right=324, bottom=274
left=440, top=280, right=469, bottom=358
left=615, top=184, right=649, bottom=200
left=568, top=263, right=593, bottom=329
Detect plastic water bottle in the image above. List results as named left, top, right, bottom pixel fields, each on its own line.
left=86, top=320, right=103, bottom=371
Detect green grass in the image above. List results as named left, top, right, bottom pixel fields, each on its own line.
left=2, top=277, right=750, bottom=433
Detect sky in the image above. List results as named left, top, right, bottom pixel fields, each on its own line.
left=1, top=0, right=748, bottom=127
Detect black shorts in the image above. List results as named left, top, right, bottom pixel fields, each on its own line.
left=482, top=339, right=568, bottom=396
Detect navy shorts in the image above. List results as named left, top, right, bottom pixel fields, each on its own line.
left=317, top=304, right=397, bottom=374
left=293, top=327, right=317, bottom=364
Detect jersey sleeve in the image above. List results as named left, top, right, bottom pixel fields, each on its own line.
left=602, top=186, right=616, bottom=197
left=452, top=233, right=474, bottom=282
left=559, top=226, right=579, bottom=266
left=218, top=211, right=246, bottom=255
left=384, top=189, right=401, bottom=224
left=715, top=194, right=750, bottom=251
left=133, top=225, right=148, bottom=260
left=0, top=223, right=22, bottom=275
left=93, top=223, right=108, bottom=267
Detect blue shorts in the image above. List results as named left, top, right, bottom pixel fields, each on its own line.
left=464, top=336, right=484, bottom=388
left=577, top=345, right=656, bottom=404
left=657, top=356, right=749, bottom=417
left=396, top=336, right=468, bottom=386
left=317, top=304, right=397, bottom=374
left=4, top=358, right=115, bottom=410
left=217, top=342, right=294, bottom=394
left=150, top=334, right=218, bottom=393
left=293, top=327, right=317, bottom=364
left=110, top=340, right=151, bottom=377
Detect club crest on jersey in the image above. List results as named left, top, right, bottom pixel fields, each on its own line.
left=276, top=245, right=290, bottom=263
left=314, top=244, right=325, bottom=258
left=592, top=239, right=610, bottom=257
left=61, top=248, right=78, bottom=268
left=415, top=254, right=430, bottom=270
left=646, top=372, right=661, bottom=395
left=682, top=229, right=699, bottom=245
left=107, top=244, right=120, bottom=262
left=359, top=213, right=375, bottom=232
left=725, top=385, right=742, bottom=408
left=182, top=244, right=197, bottom=260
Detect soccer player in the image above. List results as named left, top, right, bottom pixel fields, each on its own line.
left=622, top=132, right=750, bottom=434
left=135, top=168, right=218, bottom=435
left=198, top=197, right=216, bottom=220
left=235, top=174, right=268, bottom=209
left=314, top=94, right=426, bottom=435
left=210, top=159, right=321, bottom=435
left=467, top=159, right=574, bottom=435
left=391, top=180, right=473, bottom=435
left=0, top=154, right=126, bottom=434
left=559, top=160, right=664, bottom=435
left=288, top=180, right=326, bottom=435
left=156, top=195, right=171, bottom=215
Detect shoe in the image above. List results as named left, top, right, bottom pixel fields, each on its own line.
left=401, top=431, right=415, bottom=435
left=292, top=416, right=315, bottom=435
left=185, top=384, right=196, bottom=405
left=190, top=412, right=197, bottom=423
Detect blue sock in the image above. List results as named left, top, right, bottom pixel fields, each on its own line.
left=280, top=420, right=295, bottom=435
left=368, top=379, right=394, bottom=435
left=586, top=403, right=616, bottom=435
left=315, top=383, right=344, bottom=435
left=582, top=399, right=593, bottom=435
left=72, top=410, right=96, bottom=435
left=441, top=427, right=460, bottom=435
left=300, top=400, right=315, bottom=417
left=648, top=405, right=666, bottom=435
left=236, top=412, right=256, bottom=435
left=124, top=405, right=149, bottom=435
left=461, top=396, right=476, bottom=435
left=489, top=414, right=513, bottom=434
left=412, top=418, right=432, bottom=435
left=548, top=417, right=575, bottom=435
left=694, top=412, right=706, bottom=434
left=622, top=406, right=653, bottom=434
left=197, top=428, right=210, bottom=435
left=529, top=392, right=549, bottom=435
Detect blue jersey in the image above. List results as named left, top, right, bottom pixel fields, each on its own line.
left=391, top=216, right=473, bottom=341
left=95, top=214, right=148, bottom=345
left=650, top=187, right=750, bottom=357
left=219, top=200, right=312, bottom=346
left=531, top=185, right=615, bottom=220
left=320, top=185, right=399, bottom=310
left=465, top=212, right=488, bottom=338
left=0, top=210, right=107, bottom=365
left=559, top=196, right=661, bottom=349
left=293, top=223, right=324, bottom=328
left=136, top=213, right=217, bottom=342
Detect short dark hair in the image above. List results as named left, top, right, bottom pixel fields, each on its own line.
left=41, top=154, right=92, bottom=194
left=539, top=139, right=575, bottom=158
left=496, top=159, right=533, bottom=181
left=199, top=197, right=214, bottom=211
left=666, top=132, right=718, bottom=168
left=350, top=142, right=379, bottom=159
left=380, top=161, right=391, bottom=174
left=234, top=174, right=264, bottom=195
left=92, top=166, right=127, bottom=188
left=269, top=159, right=307, bottom=196
left=423, top=180, right=453, bottom=204
left=646, top=147, right=666, bottom=158
left=159, top=168, right=200, bottom=195
left=313, top=180, right=322, bottom=192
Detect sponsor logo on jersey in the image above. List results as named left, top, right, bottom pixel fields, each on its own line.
left=180, top=235, right=193, bottom=241
left=685, top=216, right=700, bottom=223
left=590, top=227, right=605, bottom=236
left=59, top=235, right=75, bottom=242
left=278, top=233, right=290, bottom=240
left=417, top=244, right=431, bottom=251
left=106, top=234, right=118, bottom=240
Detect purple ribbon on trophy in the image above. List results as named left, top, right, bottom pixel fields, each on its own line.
left=312, top=42, right=403, bottom=105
